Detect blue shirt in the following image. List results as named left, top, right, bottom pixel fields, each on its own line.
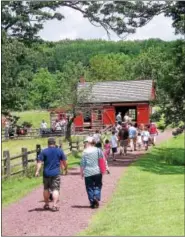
left=38, top=147, right=66, bottom=177
left=128, top=126, right=137, bottom=138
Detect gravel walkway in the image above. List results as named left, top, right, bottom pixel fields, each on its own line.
left=2, top=130, right=172, bottom=236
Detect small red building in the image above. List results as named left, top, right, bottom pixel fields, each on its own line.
left=74, top=79, right=155, bottom=130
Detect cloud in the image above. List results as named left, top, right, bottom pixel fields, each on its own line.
left=39, top=7, right=181, bottom=42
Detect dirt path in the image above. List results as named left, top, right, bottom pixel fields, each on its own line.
left=2, top=130, right=172, bottom=236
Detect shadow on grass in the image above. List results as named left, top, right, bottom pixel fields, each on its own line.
left=133, top=147, right=185, bottom=175
left=107, top=147, right=184, bottom=175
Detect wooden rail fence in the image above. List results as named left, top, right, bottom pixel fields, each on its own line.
left=2, top=140, right=83, bottom=179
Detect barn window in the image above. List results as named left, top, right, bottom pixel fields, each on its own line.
left=83, top=110, right=91, bottom=122
left=129, top=109, right=136, bottom=121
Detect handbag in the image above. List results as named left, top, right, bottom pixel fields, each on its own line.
left=97, top=148, right=106, bottom=174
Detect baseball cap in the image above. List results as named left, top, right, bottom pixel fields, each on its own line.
left=84, top=136, right=94, bottom=143
left=48, top=137, right=56, bottom=145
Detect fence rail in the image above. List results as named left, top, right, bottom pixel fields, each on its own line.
left=2, top=140, right=83, bottom=179
left=2, top=124, right=113, bottom=141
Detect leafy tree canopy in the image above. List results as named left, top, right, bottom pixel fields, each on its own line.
left=2, top=1, right=184, bottom=43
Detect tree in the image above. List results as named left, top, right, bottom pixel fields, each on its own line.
left=153, top=40, right=185, bottom=126
left=1, top=1, right=184, bottom=43
left=88, top=53, right=131, bottom=81
left=131, top=47, right=166, bottom=81
left=29, top=68, right=59, bottom=109
left=54, top=61, right=89, bottom=141
left=1, top=32, right=33, bottom=113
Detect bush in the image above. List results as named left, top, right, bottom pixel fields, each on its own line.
left=156, top=120, right=165, bottom=130
left=22, top=121, right=32, bottom=128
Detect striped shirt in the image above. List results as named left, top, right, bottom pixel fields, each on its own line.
left=80, top=147, right=103, bottom=177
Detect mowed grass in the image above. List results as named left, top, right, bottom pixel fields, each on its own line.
left=2, top=137, right=66, bottom=158
left=12, top=110, right=50, bottom=128
left=2, top=152, right=82, bottom=207
left=80, top=134, right=184, bottom=236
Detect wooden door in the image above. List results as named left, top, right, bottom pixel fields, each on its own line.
left=137, top=104, right=149, bottom=125
left=103, top=106, right=115, bottom=125
left=74, top=113, right=84, bottom=131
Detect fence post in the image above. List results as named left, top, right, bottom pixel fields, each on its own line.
left=22, top=148, right=28, bottom=175
left=76, top=141, right=79, bottom=151
left=59, top=139, right=62, bottom=148
left=69, top=141, right=72, bottom=151
left=3, top=150, right=11, bottom=177
left=36, top=144, right=41, bottom=161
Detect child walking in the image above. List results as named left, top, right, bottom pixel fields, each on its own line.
left=110, top=131, right=118, bottom=161
left=141, top=126, right=150, bottom=150
left=137, top=132, right=142, bottom=150
left=103, top=139, right=111, bottom=174
left=96, top=141, right=110, bottom=174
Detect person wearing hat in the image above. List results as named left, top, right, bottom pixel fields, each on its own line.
left=80, top=136, right=105, bottom=209
left=35, top=137, right=67, bottom=211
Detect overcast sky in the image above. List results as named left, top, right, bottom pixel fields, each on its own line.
left=39, top=7, right=182, bottom=42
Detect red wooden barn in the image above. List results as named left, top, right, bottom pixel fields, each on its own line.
left=74, top=79, right=155, bottom=130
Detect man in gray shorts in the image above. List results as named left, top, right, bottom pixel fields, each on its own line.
left=35, top=137, right=67, bottom=211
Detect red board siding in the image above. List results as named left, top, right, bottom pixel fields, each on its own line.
left=74, top=113, right=83, bottom=131
left=103, top=106, right=115, bottom=125
left=137, top=104, right=150, bottom=125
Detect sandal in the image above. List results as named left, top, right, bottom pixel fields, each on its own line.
left=51, top=206, right=59, bottom=212
left=43, top=204, right=50, bottom=210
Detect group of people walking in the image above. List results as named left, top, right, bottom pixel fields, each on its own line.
left=35, top=117, right=158, bottom=212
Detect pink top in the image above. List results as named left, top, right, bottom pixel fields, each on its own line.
left=103, top=143, right=111, bottom=160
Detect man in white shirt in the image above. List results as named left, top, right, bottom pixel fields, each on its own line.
left=41, top=120, right=47, bottom=129
left=40, top=120, right=47, bottom=135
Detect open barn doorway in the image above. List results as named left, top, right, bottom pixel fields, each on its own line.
left=115, top=106, right=137, bottom=123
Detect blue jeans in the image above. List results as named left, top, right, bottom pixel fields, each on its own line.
left=85, top=174, right=102, bottom=205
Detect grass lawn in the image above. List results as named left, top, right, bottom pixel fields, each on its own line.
left=2, top=152, right=81, bottom=207
left=12, top=110, right=50, bottom=128
left=2, top=137, right=66, bottom=158
left=80, top=134, right=184, bottom=236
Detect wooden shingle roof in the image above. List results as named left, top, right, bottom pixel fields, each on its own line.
left=78, top=80, right=153, bottom=103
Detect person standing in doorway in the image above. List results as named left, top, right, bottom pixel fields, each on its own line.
left=80, top=136, right=104, bottom=209
left=35, top=137, right=67, bottom=211
left=128, top=123, right=137, bottom=152
left=116, top=112, right=122, bottom=123
left=124, top=112, right=129, bottom=123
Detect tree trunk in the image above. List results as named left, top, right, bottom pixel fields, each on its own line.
left=65, top=115, right=75, bottom=142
